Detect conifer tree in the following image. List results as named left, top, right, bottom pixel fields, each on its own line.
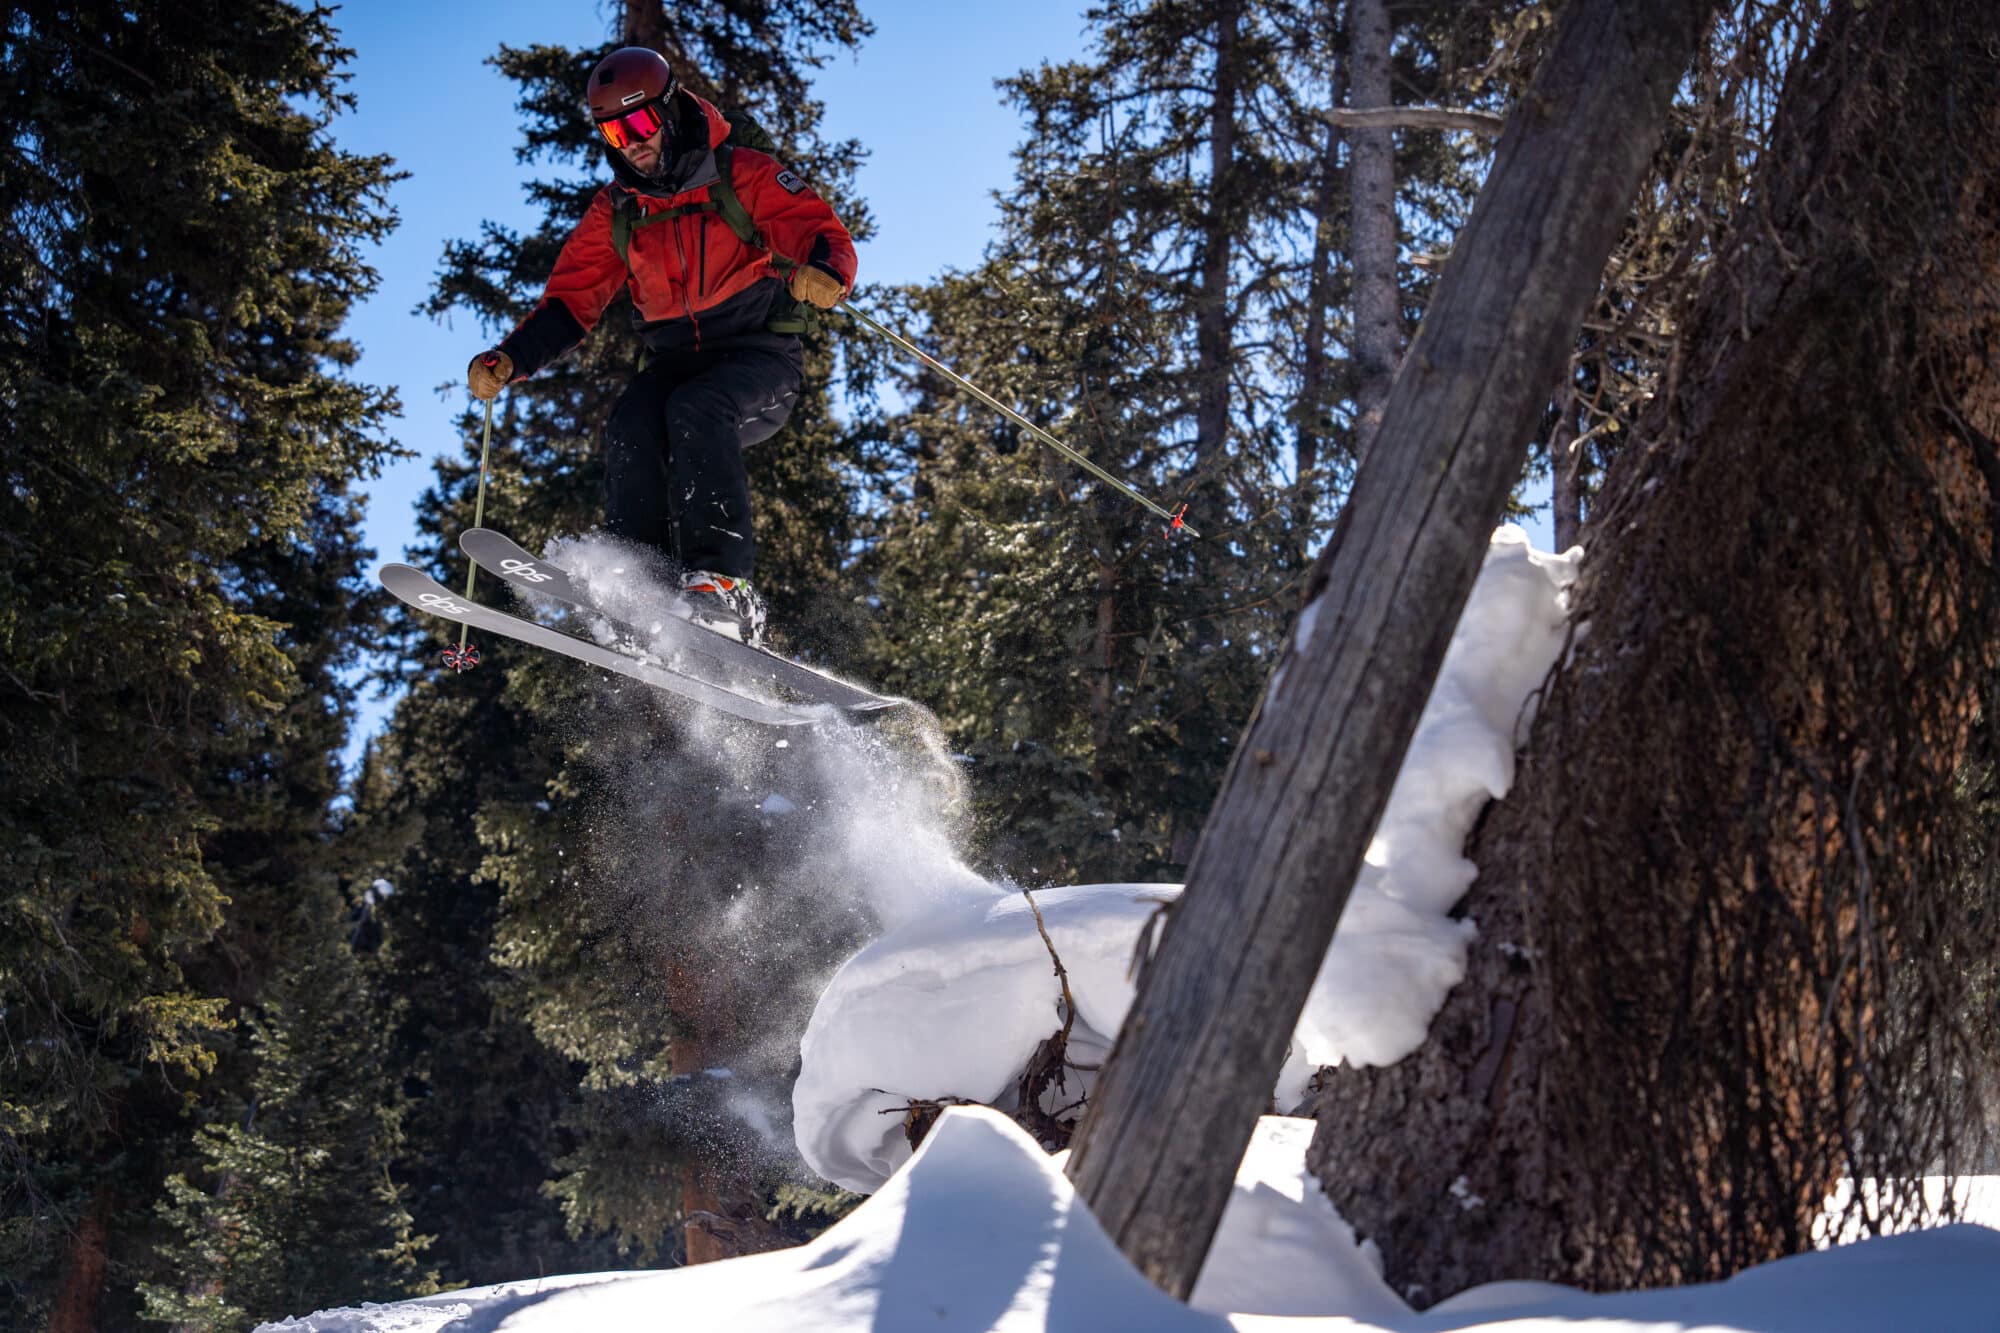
left=857, top=0, right=1499, bottom=884
left=138, top=889, right=434, bottom=1329
left=855, top=2, right=1297, bottom=885
left=335, top=657, right=625, bottom=1286
left=1, top=2, right=398, bottom=1323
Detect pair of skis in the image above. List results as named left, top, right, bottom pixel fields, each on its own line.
left=380, top=530, right=903, bottom=728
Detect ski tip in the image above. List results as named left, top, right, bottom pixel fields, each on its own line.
left=835, top=696, right=914, bottom=724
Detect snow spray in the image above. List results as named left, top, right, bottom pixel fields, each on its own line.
left=532, top=534, right=1003, bottom=1162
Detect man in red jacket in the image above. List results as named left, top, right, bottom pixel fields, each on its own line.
left=468, top=47, right=857, bottom=645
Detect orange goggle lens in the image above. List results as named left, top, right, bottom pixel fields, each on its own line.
left=595, top=101, right=666, bottom=150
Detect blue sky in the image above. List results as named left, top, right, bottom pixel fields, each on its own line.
left=329, top=1, right=1095, bottom=761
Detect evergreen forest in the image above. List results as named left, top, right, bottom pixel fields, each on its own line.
left=4, top=0, right=1996, bottom=1328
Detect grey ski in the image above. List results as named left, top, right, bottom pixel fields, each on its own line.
left=458, top=528, right=899, bottom=716
left=380, top=563, right=834, bottom=729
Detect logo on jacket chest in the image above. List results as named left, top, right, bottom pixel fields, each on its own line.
left=774, top=169, right=806, bottom=194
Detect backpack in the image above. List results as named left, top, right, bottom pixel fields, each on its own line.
left=607, top=109, right=818, bottom=336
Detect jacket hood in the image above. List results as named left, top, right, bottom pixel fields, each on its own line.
left=604, top=88, right=730, bottom=200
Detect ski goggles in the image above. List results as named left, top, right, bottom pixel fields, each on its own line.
left=595, top=99, right=668, bottom=151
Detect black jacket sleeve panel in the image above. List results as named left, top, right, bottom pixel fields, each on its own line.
left=804, top=233, right=845, bottom=285
left=497, top=299, right=591, bottom=382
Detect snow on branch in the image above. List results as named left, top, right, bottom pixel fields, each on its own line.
left=1324, top=106, right=1507, bottom=137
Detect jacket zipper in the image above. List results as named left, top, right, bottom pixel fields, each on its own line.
left=671, top=211, right=702, bottom=349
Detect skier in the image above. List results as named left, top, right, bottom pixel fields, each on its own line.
left=467, top=46, right=856, bottom=645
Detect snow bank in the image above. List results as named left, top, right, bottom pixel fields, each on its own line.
left=793, top=884, right=1171, bottom=1192
left=1186, top=1116, right=1407, bottom=1320
left=262, top=1107, right=2000, bottom=1332
left=253, top=1272, right=645, bottom=1332
left=795, top=527, right=1580, bottom=1192
left=1295, top=526, right=1578, bottom=1068
left=1819, top=1176, right=2000, bottom=1243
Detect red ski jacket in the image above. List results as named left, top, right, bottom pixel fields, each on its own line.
left=500, top=92, right=858, bottom=372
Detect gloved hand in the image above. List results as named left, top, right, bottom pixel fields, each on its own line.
left=467, top=349, right=513, bottom=400
left=788, top=261, right=847, bottom=310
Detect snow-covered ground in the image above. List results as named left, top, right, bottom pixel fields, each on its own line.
left=264, top=1107, right=2000, bottom=1331
left=264, top=529, right=2000, bottom=1329
left=1819, top=1176, right=2000, bottom=1246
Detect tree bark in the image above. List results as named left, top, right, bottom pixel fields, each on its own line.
left=1295, top=28, right=1347, bottom=546
left=625, top=0, right=774, bottom=1267
left=48, top=1187, right=111, bottom=1333
left=1091, top=554, right=1116, bottom=762
left=1193, top=0, right=1244, bottom=485
left=1063, top=0, right=1715, bottom=1300
left=666, top=962, right=788, bottom=1264
left=1549, top=401, right=1581, bottom=549
left=1347, top=0, right=1397, bottom=459
left=1308, top=0, right=2000, bottom=1302
left=622, top=0, right=668, bottom=52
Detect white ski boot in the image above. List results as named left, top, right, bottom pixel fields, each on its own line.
left=679, top=570, right=767, bottom=648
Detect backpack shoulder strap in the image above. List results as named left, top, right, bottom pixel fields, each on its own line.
left=610, top=191, right=636, bottom=269
left=708, top=145, right=813, bottom=335
left=707, top=144, right=789, bottom=267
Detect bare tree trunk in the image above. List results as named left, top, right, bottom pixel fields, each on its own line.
left=1308, top=0, right=2000, bottom=1302
left=664, top=960, right=791, bottom=1264
left=622, top=0, right=667, bottom=51
left=48, top=1188, right=111, bottom=1333
left=1549, top=401, right=1582, bottom=549
left=1091, top=554, right=1116, bottom=761
left=1348, top=0, right=1397, bottom=459
left=625, top=0, right=776, bottom=1265
left=1063, top=0, right=1715, bottom=1300
left=1194, top=0, right=1244, bottom=485
left=1295, top=22, right=1347, bottom=547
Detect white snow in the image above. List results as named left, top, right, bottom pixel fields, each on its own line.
left=793, top=884, right=1173, bottom=1192
left=1183, top=1116, right=1406, bottom=1320
left=1819, top=1176, right=2000, bottom=1245
left=263, top=1107, right=2000, bottom=1332
left=1295, top=526, right=1578, bottom=1070
left=793, top=527, right=1581, bottom=1192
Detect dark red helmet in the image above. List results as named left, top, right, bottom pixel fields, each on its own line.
left=588, top=47, right=677, bottom=122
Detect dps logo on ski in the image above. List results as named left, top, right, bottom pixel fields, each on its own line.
left=419, top=591, right=470, bottom=616
left=775, top=169, right=806, bottom=194
left=499, top=557, right=551, bottom=583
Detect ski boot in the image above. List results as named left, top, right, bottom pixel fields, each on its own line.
left=680, top=570, right=767, bottom=648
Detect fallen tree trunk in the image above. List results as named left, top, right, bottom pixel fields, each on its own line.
left=1063, top=0, right=1717, bottom=1299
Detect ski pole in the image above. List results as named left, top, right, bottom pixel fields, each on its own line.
left=839, top=303, right=1198, bottom=539
left=442, top=395, right=496, bottom=672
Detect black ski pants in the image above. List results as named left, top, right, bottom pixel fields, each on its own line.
left=602, top=340, right=804, bottom=580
